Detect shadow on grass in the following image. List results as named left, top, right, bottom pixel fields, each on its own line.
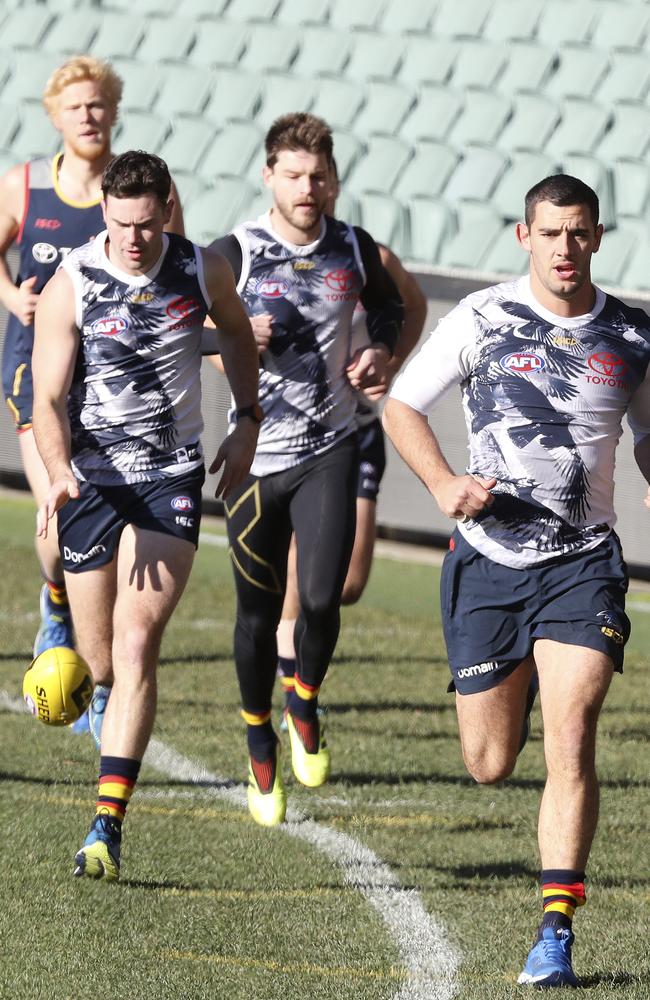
left=325, top=700, right=457, bottom=714
left=579, top=970, right=649, bottom=988
left=0, top=770, right=94, bottom=786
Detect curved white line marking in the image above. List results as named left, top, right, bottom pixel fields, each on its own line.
left=1, top=694, right=460, bottom=998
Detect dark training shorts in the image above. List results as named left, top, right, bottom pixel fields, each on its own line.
left=440, top=529, right=630, bottom=695
left=356, top=417, right=386, bottom=501
left=56, top=467, right=205, bottom=574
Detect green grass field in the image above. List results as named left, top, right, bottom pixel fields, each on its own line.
left=0, top=492, right=649, bottom=1000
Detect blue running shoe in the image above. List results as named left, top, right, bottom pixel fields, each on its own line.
left=70, top=709, right=91, bottom=734
left=517, top=927, right=578, bottom=988
left=33, top=584, right=74, bottom=656
left=88, top=684, right=111, bottom=749
left=73, top=813, right=121, bottom=881
left=518, top=670, right=539, bottom=755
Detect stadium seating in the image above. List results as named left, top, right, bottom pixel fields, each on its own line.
left=5, top=0, right=650, bottom=290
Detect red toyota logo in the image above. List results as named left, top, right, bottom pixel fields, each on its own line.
left=588, top=352, right=627, bottom=377
left=167, top=296, right=200, bottom=320
left=325, top=269, right=355, bottom=292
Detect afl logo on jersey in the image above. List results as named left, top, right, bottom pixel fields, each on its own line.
left=255, top=278, right=289, bottom=299
left=588, top=352, right=627, bottom=377
left=500, top=351, right=545, bottom=374
left=171, top=495, right=194, bottom=512
left=32, top=242, right=58, bottom=264
left=91, top=316, right=128, bottom=336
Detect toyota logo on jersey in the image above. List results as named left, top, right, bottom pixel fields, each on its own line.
left=324, top=269, right=355, bottom=292
left=167, top=296, right=200, bottom=319
left=500, top=351, right=545, bottom=374
left=588, top=352, right=627, bottom=377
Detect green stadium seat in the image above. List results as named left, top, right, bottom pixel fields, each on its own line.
left=357, top=192, right=408, bottom=257
left=482, top=0, right=543, bottom=43
left=405, top=197, right=456, bottom=264
left=394, top=141, right=459, bottom=201
left=40, top=11, right=101, bottom=54
left=171, top=170, right=207, bottom=213
left=546, top=100, right=612, bottom=158
left=1, top=5, right=53, bottom=48
left=354, top=82, right=416, bottom=138
left=612, top=159, right=650, bottom=220
left=310, top=79, right=367, bottom=131
left=480, top=222, right=528, bottom=276
left=10, top=102, right=60, bottom=161
left=380, top=0, right=438, bottom=36
left=438, top=202, right=503, bottom=270
left=442, top=147, right=509, bottom=205
left=447, top=90, right=512, bottom=149
left=187, top=20, right=249, bottom=69
left=536, top=1, right=598, bottom=48
left=99, top=0, right=178, bottom=12
left=452, top=41, right=508, bottom=91
left=432, top=0, right=493, bottom=39
left=254, top=74, right=317, bottom=129
left=344, top=33, right=406, bottom=83
left=91, top=14, right=147, bottom=60
left=238, top=189, right=272, bottom=226
left=177, top=0, right=230, bottom=16
left=399, top=85, right=463, bottom=144
left=224, top=0, right=282, bottom=22
left=591, top=1, right=650, bottom=51
left=560, top=153, right=616, bottom=230
left=620, top=236, right=650, bottom=293
left=545, top=47, right=610, bottom=101
left=292, top=27, right=353, bottom=78
left=596, top=52, right=650, bottom=107
left=157, top=116, right=216, bottom=174
left=239, top=24, right=301, bottom=73
left=111, top=60, right=162, bottom=112
left=198, top=120, right=264, bottom=182
left=202, top=69, right=262, bottom=127
left=491, top=152, right=561, bottom=221
left=496, top=44, right=557, bottom=96
left=136, top=17, right=197, bottom=63
left=399, top=37, right=459, bottom=88
left=590, top=225, right=639, bottom=287
left=152, top=64, right=215, bottom=119
left=598, top=102, right=650, bottom=161
left=346, top=136, right=413, bottom=196
left=184, top=178, right=260, bottom=243
left=498, top=93, right=562, bottom=153
left=329, top=0, right=386, bottom=32
left=112, top=110, right=169, bottom=155
left=333, top=188, right=362, bottom=226
left=1, top=52, right=63, bottom=104
left=0, top=103, right=20, bottom=150
left=331, top=129, right=366, bottom=181
left=245, top=146, right=266, bottom=187
left=275, top=0, right=331, bottom=28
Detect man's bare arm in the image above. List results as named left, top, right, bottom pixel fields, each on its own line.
left=0, top=164, right=40, bottom=325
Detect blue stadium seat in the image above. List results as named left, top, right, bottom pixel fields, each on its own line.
left=292, top=27, right=353, bottom=78
left=198, top=120, right=264, bottom=183
left=405, top=197, right=456, bottom=264
left=498, top=93, right=562, bottom=153
left=496, top=44, right=557, bottom=96
left=136, top=17, right=197, bottom=63
left=447, top=90, right=512, bottom=149
left=451, top=41, right=508, bottom=91
left=254, top=74, right=317, bottom=130
left=491, top=152, right=561, bottom=222
left=353, top=82, right=416, bottom=138
left=40, top=11, right=101, bottom=54
left=438, top=202, right=503, bottom=270
left=545, top=47, right=609, bottom=102
left=432, top=0, right=493, bottom=39
left=442, top=147, right=509, bottom=205
left=399, top=85, right=463, bottom=144
left=187, top=20, right=249, bottom=69
left=399, top=37, right=459, bottom=88
left=238, top=23, right=301, bottom=73
left=157, top=117, right=216, bottom=174
left=343, top=32, right=406, bottom=83
left=394, top=141, right=460, bottom=202
left=380, top=0, right=439, bottom=36
left=480, top=222, right=528, bottom=276
left=482, top=0, right=543, bottom=43
left=346, top=136, right=413, bottom=196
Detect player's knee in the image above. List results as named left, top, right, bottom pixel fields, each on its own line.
left=463, top=747, right=517, bottom=785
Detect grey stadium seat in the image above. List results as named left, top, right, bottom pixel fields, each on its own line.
left=223, top=0, right=282, bottom=23
left=590, top=225, right=639, bottom=288
left=612, top=159, right=650, bottom=221
left=560, top=154, right=616, bottom=231
left=275, top=0, right=331, bottom=28
left=333, top=189, right=362, bottom=227
left=177, top=0, right=230, bottom=15
left=331, top=130, right=367, bottom=182
left=620, top=236, right=650, bottom=293
left=0, top=102, right=21, bottom=150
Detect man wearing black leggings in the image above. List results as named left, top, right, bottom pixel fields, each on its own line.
left=210, top=112, right=403, bottom=826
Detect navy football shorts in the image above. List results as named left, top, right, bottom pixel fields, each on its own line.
left=356, top=418, right=386, bottom=501
left=440, top=529, right=630, bottom=695
left=56, top=467, right=205, bottom=574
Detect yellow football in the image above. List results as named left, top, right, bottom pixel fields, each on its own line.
left=23, top=646, right=93, bottom=726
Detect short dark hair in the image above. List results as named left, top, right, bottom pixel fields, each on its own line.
left=525, top=174, right=599, bottom=228
left=102, top=150, right=171, bottom=205
left=265, top=112, right=333, bottom=169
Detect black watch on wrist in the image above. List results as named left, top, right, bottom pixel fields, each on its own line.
left=234, top=403, right=264, bottom=424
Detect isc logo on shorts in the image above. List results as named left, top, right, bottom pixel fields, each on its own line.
left=171, top=495, right=194, bottom=512
left=500, top=352, right=545, bottom=374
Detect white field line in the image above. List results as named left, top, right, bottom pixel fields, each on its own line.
left=1, top=691, right=460, bottom=1000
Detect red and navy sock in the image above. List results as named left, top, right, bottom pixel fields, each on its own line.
left=538, top=869, right=586, bottom=938
left=45, top=578, right=69, bottom=608
left=286, top=676, right=320, bottom=753
left=242, top=709, right=277, bottom=792
left=96, top=756, right=141, bottom=825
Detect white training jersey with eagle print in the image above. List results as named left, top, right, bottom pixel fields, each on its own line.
left=390, top=275, right=650, bottom=568
left=61, top=231, right=211, bottom=486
